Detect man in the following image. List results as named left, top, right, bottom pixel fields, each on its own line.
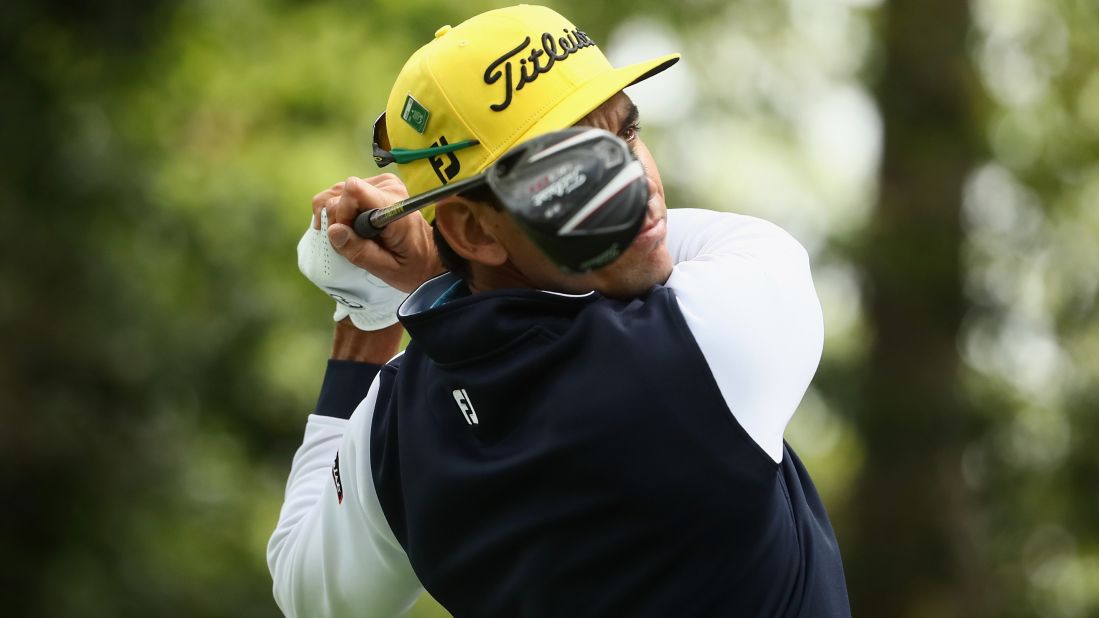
left=268, top=5, right=850, bottom=617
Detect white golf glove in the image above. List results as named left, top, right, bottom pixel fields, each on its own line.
left=297, top=208, right=406, bottom=331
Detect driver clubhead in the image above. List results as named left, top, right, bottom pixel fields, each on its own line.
left=485, top=127, right=649, bottom=273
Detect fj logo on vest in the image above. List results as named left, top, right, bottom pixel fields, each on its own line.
left=452, top=388, right=480, bottom=425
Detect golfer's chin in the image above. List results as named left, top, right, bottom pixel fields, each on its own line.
left=633, top=211, right=667, bottom=249
left=588, top=223, right=673, bottom=299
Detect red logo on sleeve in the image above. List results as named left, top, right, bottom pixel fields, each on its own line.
left=332, top=453, right=344, bottom=504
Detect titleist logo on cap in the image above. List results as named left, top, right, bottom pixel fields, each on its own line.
left=483, top=28, right=596, bottom=112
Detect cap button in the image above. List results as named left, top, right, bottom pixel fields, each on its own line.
left=434, top=25, right=452, bottom=39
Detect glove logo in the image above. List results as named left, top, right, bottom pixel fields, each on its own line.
left=329, top=292, right=365, bottom=309
left=332, top=453, right=344, bottom=504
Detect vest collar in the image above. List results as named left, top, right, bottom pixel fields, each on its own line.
left=397, top=273, right=598, bottom=366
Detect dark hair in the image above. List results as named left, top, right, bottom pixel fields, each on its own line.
left=433, top=222, right=470, bottom=280
left=434, top=183, right=502, bottom=281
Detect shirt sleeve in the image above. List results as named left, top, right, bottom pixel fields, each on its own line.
left=664, top=208, right=824, bottom=463
left=267, top=363, right=422, bottom=617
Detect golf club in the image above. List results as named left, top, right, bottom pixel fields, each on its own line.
left=353, top=127, right=649, bottom=273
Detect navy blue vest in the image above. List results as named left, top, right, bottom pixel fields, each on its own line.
left=370, top=283, right=850, bottom=617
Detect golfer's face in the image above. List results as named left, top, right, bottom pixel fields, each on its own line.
left=487, top=92, right=674, bottom=299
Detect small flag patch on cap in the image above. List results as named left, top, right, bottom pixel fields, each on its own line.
left=401, top=94, right=430, bottom=133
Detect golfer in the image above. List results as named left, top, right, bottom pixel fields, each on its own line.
left=268, top=5, right=850, bottom=616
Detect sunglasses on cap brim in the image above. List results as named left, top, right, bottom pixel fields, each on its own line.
left=371, top=113, right=480, bottom=167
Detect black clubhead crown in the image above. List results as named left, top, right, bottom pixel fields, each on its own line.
left=486, top=128, right=649, bottom=273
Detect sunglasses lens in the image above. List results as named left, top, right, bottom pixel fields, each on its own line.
left=372, top=113, right=395, bottom=167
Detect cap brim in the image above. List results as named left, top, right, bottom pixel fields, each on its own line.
left=504, top=53, right=681, bottom=159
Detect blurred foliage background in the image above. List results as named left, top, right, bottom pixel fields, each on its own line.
left=1, top=0, right=1097, bottom=616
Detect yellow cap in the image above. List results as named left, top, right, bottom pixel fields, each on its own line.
left=380, top=4, right=679, bottom=218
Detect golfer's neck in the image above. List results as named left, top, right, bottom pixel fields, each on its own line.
left=467, top=260, right=538, bottom=295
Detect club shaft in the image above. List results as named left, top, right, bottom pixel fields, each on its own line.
left=353, top=174, right=487, bottom=238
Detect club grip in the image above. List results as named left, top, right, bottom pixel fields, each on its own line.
left=353, top=211, right=383, bottom=238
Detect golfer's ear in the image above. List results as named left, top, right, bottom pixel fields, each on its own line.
left=434, top=198, right=509, bottom=267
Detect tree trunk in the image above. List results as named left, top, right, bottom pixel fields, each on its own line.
left=847, top=0, right=990, bottom=615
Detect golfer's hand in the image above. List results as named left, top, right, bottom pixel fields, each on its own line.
left=317, top=174, right=443, bottom=293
